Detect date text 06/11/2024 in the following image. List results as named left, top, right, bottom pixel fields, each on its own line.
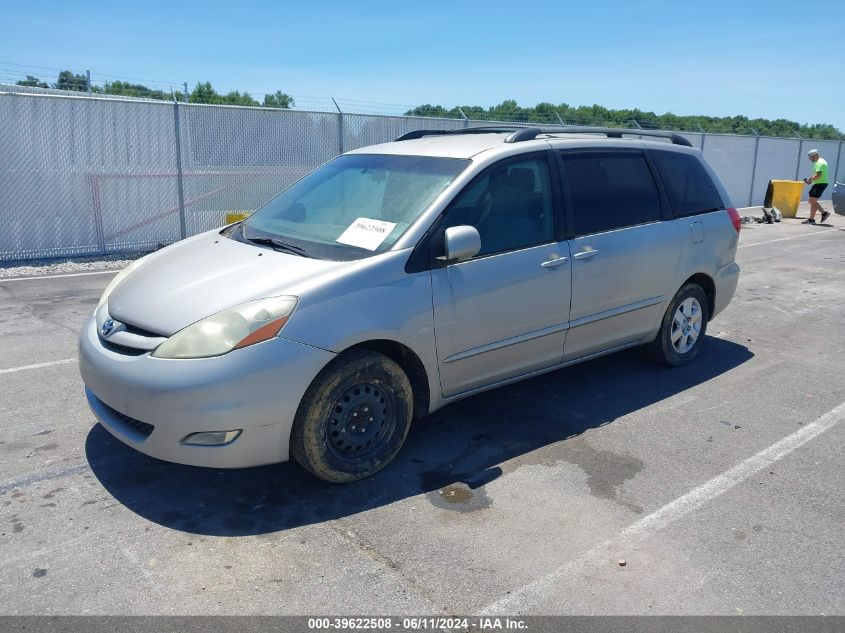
left=307, top=617, right=528, bottom=630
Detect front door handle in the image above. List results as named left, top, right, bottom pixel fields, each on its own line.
left=573, top=249, right=599, bottom=261
left=541, top=255, right=568, bottom=269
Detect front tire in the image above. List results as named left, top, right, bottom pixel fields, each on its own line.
left=290, top=350, right=413, bottom=483
left=647, top=283, right=709, bottom=366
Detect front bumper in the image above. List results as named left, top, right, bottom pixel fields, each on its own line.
left=79, top=315, right=335, bottom=468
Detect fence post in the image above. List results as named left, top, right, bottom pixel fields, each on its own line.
left=172, top=99, right=188, bottom=240
left=748, top=128, right=761, bottom=207
left=793, top=132, right=804, bottom=182
left=458, top=107, right=469, bottom=128
left=835, top=140, right=843, bottom=182
left=696, top=124, right=706, bottom=151
left=88, top=174, right=106, bottom=255
left=331, top=97, right=344, bottom=154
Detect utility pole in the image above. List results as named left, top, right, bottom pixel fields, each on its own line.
left=86, top=69, right=92, bottom=96
left=183, top=82, right=189, bottom=102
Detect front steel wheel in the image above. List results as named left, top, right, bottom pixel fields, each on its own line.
left=648, top=283, right=710, bottom=366
left=325, top=382, right=396, bottom=461
left=290, top=350, right=413, bottom=483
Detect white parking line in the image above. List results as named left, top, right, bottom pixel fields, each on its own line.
left=0, top=358, right=76, bottom=375
left=0, top=270, right=119, bottom=282
left=738, top=227, right=839, bottom=249
left=484, top=399, right=845, bottom=614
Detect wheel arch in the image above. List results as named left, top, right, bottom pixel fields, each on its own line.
left=341, top=339, right=431, bottom=420
left=681, top=272, right=715, bottom=320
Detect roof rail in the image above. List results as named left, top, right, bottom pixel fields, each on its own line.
left=394, top=125, right=694, bottom=147
left=394, top=127, right=526, bottom=141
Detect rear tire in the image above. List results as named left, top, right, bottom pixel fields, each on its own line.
left=647, top=284, right=709, bottom=367
left=290, top=350, right=413, bottom=483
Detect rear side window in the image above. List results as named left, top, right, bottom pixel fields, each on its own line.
left=561, top=151, right=661, bottom=236
left=650, top=150, right=724, bottom=217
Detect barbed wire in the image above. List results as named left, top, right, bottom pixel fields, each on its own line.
left=0, top=74, right=821, bottom=139
left=0, top=60, right=185, bottom=89
left=0, top=58, right=831, bottom=138
left=0, top=60, right=69, bottom=72
left=88, top=73, right=184, bottom=89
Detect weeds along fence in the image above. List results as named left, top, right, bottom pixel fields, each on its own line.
left=1, top=88, right=843, bottom=261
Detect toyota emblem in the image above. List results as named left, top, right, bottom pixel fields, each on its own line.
left=101, top=318, right=115, bottom=337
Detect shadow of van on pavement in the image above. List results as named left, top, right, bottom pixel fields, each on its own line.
left=85, top=337, right=753, bottom=536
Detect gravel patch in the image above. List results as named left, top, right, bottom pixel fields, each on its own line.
left=0, top=253, right=145, bottom=279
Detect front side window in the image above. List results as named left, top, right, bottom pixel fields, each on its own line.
left=562, top=151, right=661, bottom=236
left=242, top=154, right=469, bottom=260
left=443, top=155, right=555, bottom=257
left=650, top=150, right=725, bottom=217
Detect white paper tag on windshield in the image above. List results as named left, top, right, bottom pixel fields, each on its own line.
left=336, top=217, right=397, bottom=251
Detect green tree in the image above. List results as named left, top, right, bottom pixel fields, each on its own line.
left=221, top=90, right=259, bottom=106
left=54, top=70, right=89, bottom=91
left=405, top=104, right=451, bottom=117
left=16, top=75, right=49, bottom=88
left=404, top=100, right=843, bottom=139
left=189, top=81, right=219, bottom=104
left=102, top=80, right=169, bottom=100
left=263, top=91, right=294, bottom=108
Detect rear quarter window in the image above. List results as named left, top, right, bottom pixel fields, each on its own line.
left=650, top=150, right=725, bottom=217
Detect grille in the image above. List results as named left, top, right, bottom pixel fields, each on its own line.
left=123, top=321, right=165, bottom=338
left=99, top=317, right=166, bottom=354
left=98, top=397, right=154, bottom=438
left=101, top=339, right=148, bottom=356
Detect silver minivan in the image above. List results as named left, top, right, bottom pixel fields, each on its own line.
left=79, top=126, right=741, bottom=482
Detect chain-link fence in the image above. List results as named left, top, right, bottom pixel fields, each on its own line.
left=1, top=88, right=843, bottom=261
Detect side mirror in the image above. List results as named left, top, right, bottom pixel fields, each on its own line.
left=444, top=225, right=481, bottom=262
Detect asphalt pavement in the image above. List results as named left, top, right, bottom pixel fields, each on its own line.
left=1, top=203, right=843, bottom=615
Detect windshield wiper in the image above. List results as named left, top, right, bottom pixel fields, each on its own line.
left=245, top=236, right=310, bottom=257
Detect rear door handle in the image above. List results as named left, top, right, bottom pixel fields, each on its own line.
left=540, top=255, right=568, bottom=269
left=573, top=249, right=599, bottom=261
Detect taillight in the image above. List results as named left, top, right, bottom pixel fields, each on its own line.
left=727, top=207, right=741, bottom=233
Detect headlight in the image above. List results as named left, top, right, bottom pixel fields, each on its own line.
left=97, top=255, right=151, bottom=310
left=152, top=296, right=298, bottom=359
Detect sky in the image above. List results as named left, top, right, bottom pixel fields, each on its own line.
left=1, top=0, right=843, bottom=129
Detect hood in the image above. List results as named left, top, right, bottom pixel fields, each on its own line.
left=107, top=231, right=343, bottom=336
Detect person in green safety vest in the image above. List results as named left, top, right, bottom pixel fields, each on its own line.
left=801, top=149, right=831, bottom=225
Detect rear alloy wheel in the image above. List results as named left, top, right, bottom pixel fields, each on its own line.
left=290, top=350, right=413, bottom=483
left=648, top=283, right=710, bottom=366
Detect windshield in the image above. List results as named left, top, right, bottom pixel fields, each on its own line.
left=241, top=154, right=470, bottom=260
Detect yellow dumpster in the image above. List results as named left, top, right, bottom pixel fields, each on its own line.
left=764, top=180, right=803, bottom=218
left=225, top=211, right=251, bottom=224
